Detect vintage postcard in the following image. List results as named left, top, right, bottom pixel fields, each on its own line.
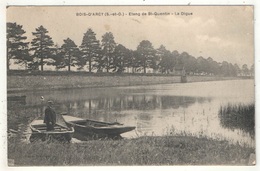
left=6, top=5, right=255, bottom=166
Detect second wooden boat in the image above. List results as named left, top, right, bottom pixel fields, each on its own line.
left=61, top=114, right=136, bottom=137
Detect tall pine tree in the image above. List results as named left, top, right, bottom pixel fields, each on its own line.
left=136, top=40, right=156, bottom=73
left=101, top=32, right=116, bottom=72
left=7, top=22, right=29, bottom=70
left=112, top=44, right=129, bottom=73
left=61, top=38, right=80, bottom=71
left=80, top=28, right=101, bottom=73
left=51, top=44, right=65, bottom=70
left=30, top=25, right=54, bottom=71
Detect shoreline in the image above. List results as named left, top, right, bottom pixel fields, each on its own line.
left=7, top=74, right=251, bottom=93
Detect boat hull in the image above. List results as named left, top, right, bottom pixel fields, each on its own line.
left=62, top=115, right=135, bottom=138
left=29, top=119, right=74, bottom=142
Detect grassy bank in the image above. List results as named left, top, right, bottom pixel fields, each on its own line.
left=8, top=135, right=255, bottom=166
left=7, top=70, right=241, bottom=92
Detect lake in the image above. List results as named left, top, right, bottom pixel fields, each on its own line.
left=9, top=79, right=255, bottom=147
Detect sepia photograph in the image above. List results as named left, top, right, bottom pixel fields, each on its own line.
left=5, top=5, right=255, bottom=166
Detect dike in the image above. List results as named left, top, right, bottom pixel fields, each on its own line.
left=7, top=71, right=241, bottom=93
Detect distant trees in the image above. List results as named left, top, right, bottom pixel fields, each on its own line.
left=156, top=45, right=176, bottom=74
left=242, top=64, right=249, bottom=76
left=196, top=56, right=209, bottom=74
left=250, top=64, right=254, bottom=76
left=6, top=22, right=29, bottom=70
left=179, top=52, right=197, bottom=74
left=30, top=25, right=54, bottom=71
left=207, top=57, right=220, bottom=75
left=234, top=64, right=241, bottom=76
left=6, top=22, right=253, bottom=77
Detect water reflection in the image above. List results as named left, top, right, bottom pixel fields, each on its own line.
left=59, top=95, right=210, bottom=114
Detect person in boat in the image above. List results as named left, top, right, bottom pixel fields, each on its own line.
left=44, top=100, right=56, bottom=131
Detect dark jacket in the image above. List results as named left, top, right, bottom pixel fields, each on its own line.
left=44, top=106, right=56, bottom=125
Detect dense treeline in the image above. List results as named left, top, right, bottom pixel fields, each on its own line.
left=7, top=22, right=254, bottom=76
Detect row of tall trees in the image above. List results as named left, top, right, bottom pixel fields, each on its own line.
left=7, top=22, right=254, bottom=76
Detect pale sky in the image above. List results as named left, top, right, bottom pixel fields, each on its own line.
left=6, top=6, right=254, bottom=67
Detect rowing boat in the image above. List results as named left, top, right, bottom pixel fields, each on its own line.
left=29, top=119, right=74, bottom=142
left=61, top=114, right=135, bottom=138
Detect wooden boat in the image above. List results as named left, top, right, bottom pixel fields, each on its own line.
left=61, top=114, right=136, bottom=138
left=29, top=119, right=74, bottom=142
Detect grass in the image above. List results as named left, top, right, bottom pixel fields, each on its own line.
left=218, top=103, right=255, bottom=137
left=8, top=135, right=255, bottom=166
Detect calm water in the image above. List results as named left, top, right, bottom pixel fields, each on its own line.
left=10, top=79, right=255, bottom=147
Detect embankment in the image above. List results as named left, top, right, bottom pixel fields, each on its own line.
left=7, top=71, right=242, bottom=92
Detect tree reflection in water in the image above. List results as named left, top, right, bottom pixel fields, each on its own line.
left=59, top=95, right=210, bottom=115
